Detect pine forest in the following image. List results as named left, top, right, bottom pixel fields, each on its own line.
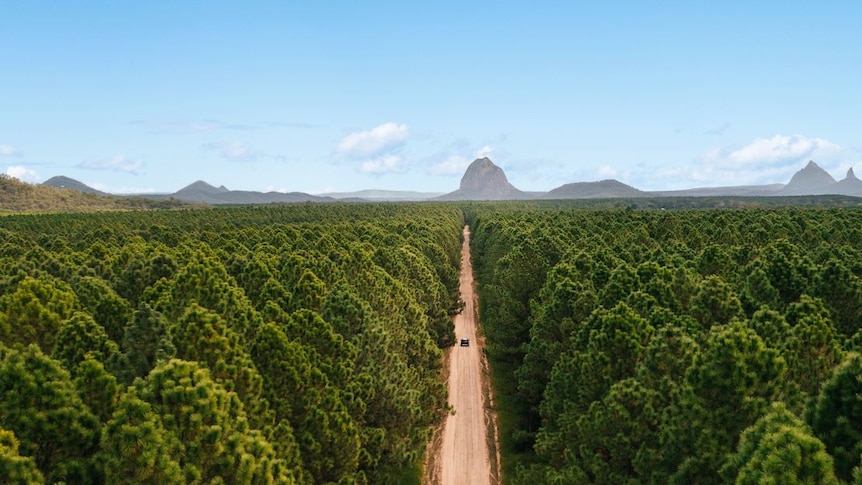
left=3, top=201, right=862, bottom=484
left=469, top=203, right=862, bottom=484
left=0, top=204, right=463, bottom=484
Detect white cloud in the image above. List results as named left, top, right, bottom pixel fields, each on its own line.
left=428, top=145, right=500, bottom=176
left=360, top=155, right=405, bottom=174
left=5, top=165, right=38, bottom=182
left=80, top=155, right=143, bottom=173
left=0, top=145, right=21, bottom=157
left=429, top=155, right=470, bottom=175
left=626, top=134, right=848, bottom=190
left=337, top=123, right=409, bottom=158
left=204, top=141, right=259, bottom=162
left=705, top=134, right=840, bottom=169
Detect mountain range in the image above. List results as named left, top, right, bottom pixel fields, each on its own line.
left=40, top=158, right=862, bottom=204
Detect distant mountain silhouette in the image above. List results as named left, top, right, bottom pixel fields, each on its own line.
left=321, top=189, right=444, bottom=201
left=157, top=180, right=331, bottom=204
left=437, top=157, right=532, bottom=200
left=36, top=176, right=330, bottom=204
left=33, top=158, right=862, bottom=206
left=832, top=168, right=862, bottom=196
left=175, top=180, right=230, bottom=197
left=42, top=176, right=106, bottom=195
left=653, top=184, right=784, bottom=197
left=781, top=161, right=837, bottom=195
left=545, top=179, right=646, bottom=199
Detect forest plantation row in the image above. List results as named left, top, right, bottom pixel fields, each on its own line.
left=2, top=201, right=862, bottom=484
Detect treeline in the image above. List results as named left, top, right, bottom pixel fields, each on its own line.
left=470, top=205, right=862, bottom=484
left=0, top=203, right=464, bottom=484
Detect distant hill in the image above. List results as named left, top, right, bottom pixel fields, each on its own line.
left=781, top=161, right=837, bottom=195
left=437, top=157, right=532, bottom=200
left=143, top=180, right=333, bottom=205
left=42, top=175, right=107, bottom=195
left=653, top=184, right=785, bottom=197
left=831, top=168, right=862, bottom=196
left=175, top=180, right=230, bottom=198
left=1, top=175, right=188, bottom=212
left=545, top=179, right=646, bottom=199
left=777, top=161, right=862, bottom=197
left=29, top=158, right=862, bottom=209
left=320, top=189, right=443, bottom=201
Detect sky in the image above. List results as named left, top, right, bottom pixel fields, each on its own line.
left=2, top=1, right=861, bottom=194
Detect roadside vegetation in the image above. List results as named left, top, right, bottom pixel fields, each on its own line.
left=469, top=204, right=862, bottom=484
left=0, top=203, right=463, bottom=484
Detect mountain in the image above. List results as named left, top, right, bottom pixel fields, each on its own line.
left=437, top=157, right=531, bottom=200
left=781, top=161, right=837, bottom=195
left=154, top=180, right=332, bottom=204
left=167, top=180, right=230, bottom=203
left=320, top=189, right=443, bottom=201
left=653, top=184, right=785, bottom=197
left=545, top=179, right=646, bottom=199
left=3, top=175, right=187, bottom=212
left=42, top=176, right=106, bottom=195
left=176, top=180, right=229, bottom=197
left=833, top=168, right=862, bottom=196
left=32, top=158, right=862, bottom=208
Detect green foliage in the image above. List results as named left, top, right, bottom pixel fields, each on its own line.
left=724, top=402, right=838, bottom=485
left=121, top=303, right=175, bottom=381
left=0, top=426, right=45, bottom=485
left=0, top=344, right=100, bottom=483
left=52, top=311, right=122, bottom=374
left=814, top=258, right=862, bottom=337
left=810, top=352, right=862, bottom=481
left=0, top=276, right=77, bottom=352
left=14, top=201, right=862, bottom=482
left=470, top=206, right=860, bottom=484
left=0, top=203, right=464, bottom=482
left=170, top=303, right=270, bottom=427
left=136, top=359, right=297, bottom=484
left=100, top=391, right=184, bottom=485
left=782, top=295, right=843, bottom=399
left=691, top=275, right=743, bottom=328
left=73, top=357, right=120, bottom=423
left=72, top=275, right=133, bottom=343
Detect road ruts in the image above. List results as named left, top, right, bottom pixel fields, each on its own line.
left=438, top=225, right=494, bottom=485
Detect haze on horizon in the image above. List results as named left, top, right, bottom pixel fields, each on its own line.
left=2, top=1, right=860, bottom=195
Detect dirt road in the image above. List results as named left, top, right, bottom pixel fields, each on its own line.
left=426, top=225, right=499, bottom=485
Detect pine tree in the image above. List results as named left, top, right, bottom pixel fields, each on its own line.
left=724, top=402, right=838, bottom=485
left=0, top=344, right=100, bottom=483
left=0, top=427, right=45, bottom=485
left=810, top=352, right=862, bottom=481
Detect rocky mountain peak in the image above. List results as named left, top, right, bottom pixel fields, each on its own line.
left=437, top=157, right=530, bottom=200
left=459, top=157, right=511, bottom=191
left=847, top=168, right=858, bottom=181
left=177, top=180, right=230, bottom=195
left=782, top=160, right=837, bottom=195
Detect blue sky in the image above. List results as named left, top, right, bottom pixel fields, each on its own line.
left=2, top=1, right=860, bottom=194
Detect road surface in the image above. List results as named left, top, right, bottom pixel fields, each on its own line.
left=427, top=225, right=499, bottom=485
